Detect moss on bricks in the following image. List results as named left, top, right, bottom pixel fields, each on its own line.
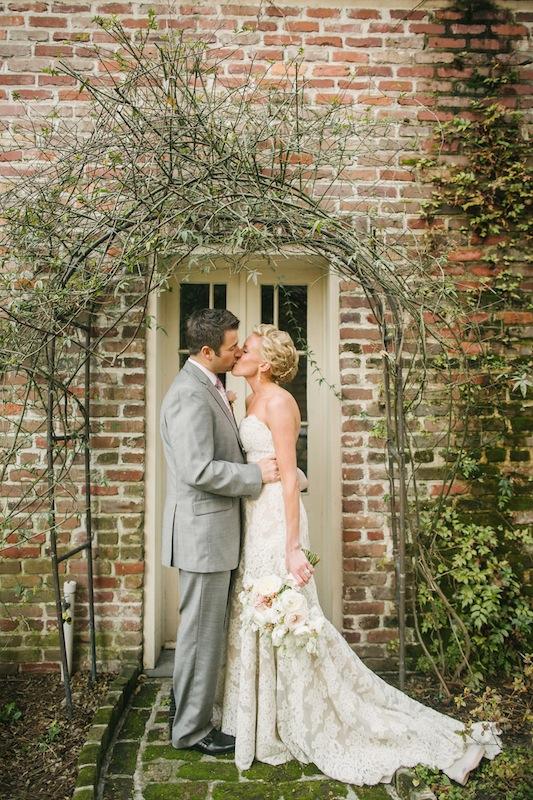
left=353, top=788, right=391, bottom=800
left=72, top=788, right=95, bottom=800
left=86, top=724, right=109, bottom=747
left=177, top=761, right=239, bottom=781
left=155, top=710, right=169, bottom=723
left=144, top=783, right=208, bottom=800
left=93, top=705, right=114, bottom=725
left=301, top=762, right=322, bottom=777
left=143, top=744, right=202, bottom=763
left=242, top=760, right=303, bottom=781
left=119, top=707, right=150, bottom=739
left=102, top=776, right=134, bottom=800
left=131, top=681, right=160, bottom=708
left=77, top=743, right=101, bottom=766
left=108, top=741, right=139, bottom=775
left=147, top=726, right=168, bottom=742
left=75, top=764, right=97, bottom=789
left=213, top=782, right=349, bottom=800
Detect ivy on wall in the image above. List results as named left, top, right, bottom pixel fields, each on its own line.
left=412, top=3, right=532, bottom=686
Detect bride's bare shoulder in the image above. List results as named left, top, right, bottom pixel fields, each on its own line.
left=265, top=386, right=300, bottom=424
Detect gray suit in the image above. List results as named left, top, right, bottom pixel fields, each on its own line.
left=160, top=359, right=262, bottom=747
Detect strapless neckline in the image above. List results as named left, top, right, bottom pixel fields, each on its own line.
left=243, top=414, right=271, bottom=432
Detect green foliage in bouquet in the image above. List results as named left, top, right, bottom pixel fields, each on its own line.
left=302, top=549, right=320, bottom=568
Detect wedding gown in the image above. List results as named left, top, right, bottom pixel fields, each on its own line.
left=213, top=415, right=502, bottom=786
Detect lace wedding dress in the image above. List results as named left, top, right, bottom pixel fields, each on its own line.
left=213, top=415, right=502, bottom=786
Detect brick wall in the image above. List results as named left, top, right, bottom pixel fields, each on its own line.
left=0, top=1, right=531, bottom=674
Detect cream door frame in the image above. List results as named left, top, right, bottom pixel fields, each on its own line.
left=143, top=256, right=342, bottom=669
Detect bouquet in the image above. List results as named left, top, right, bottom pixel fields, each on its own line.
left=238, top=550, right=324, bottom=654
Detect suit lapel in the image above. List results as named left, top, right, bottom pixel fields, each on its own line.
left=183, top=361, right=243, bottom=448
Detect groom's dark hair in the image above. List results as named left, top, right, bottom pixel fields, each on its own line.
left=186, top=308, right=240, bottom=355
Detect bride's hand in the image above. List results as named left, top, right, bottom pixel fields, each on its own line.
left=286, top=547, right=314, bottom=587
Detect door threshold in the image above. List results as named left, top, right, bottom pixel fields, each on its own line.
left=145, top=647, right=174, bottom=677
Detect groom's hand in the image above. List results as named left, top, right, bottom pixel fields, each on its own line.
left=258, top=456, right=279, bottom=484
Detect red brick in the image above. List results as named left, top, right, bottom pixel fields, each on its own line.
left=115, top=561, right=144, bottom=575
left=409, top=23, right=445, bottom=34
left=391, top=9, right=425, bottom=19
left=265, top=5, right=300, bottom=17
left=367, top=629, right=398, bottom=643
left=377, top=80, right=412, bottom=91
left=223, top=5, right=260, bottom=14
left=35, top=45, right=74, bottom=57
left=355, top=66, right=392, bottom=77
left=345, top=37, right=382, bottom=48
left=498, top=311, right=533, bottom=325
left=427, top=37, right=466, bottom=49
left=29, top=15, right=68, bottom=26
left=349, top=601, right=385, bottom=614
left=38, top=74, right=76, bottom=85
left=447, top=249, right=483, bottom=262
left=470, top=38, right=501, bottom=50
left=263, top=35, right=301, bottom=46
left=332, top=51, right=368, bottom=63
left=307, top=8, right=340, bottom=18
left=53, top=31, right=91, bottom=42
left=397, top=66, right=433, bottom=78
left=450, top=24, right=486, bottom=34
left=312, top=65, right=350, bottom=77
left=0, top=15, right=25, bottom=25
left=285, top=21, right=318, bottom=32
left=347, top=9, right=379, bottom=19
left=8, top=3, right=48, bottom=9
left=0, top=74, right=35, bottom=85
left=96, top=2, right=133, bottom=11
left=307, top=36, right=343, bottom=47
left=52, top=2, right=90, bottom=10
left=359, top=95, right=392, bottom=106
left=1, top=546, right=40, bottom=558
left=492, top=24, right=528, bottom=36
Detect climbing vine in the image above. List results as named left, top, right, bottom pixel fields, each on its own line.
left=412, top=9, right=532, bottom=687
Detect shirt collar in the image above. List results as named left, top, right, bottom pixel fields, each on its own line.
left=188, top=356, right=218, bottom=386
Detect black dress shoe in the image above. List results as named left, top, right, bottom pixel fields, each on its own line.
left=190, top=728, right=235, bottom=755
left=168, top=687, right=176, bottom=740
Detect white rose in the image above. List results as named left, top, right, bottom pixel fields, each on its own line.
left=253, top=605, right=278, bottom=627
left=285, top=610, right=308, bottom=631
left=254, top=574, right=283, bottom=597
left=271, top=625, right=288, bottom=647
left=279, top=588, right=307, bottom=615
left=308, top=607, right=324, bottom=634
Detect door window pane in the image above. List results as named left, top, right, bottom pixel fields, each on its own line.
left=179, top=284, right=209, bottom=349
left=178, top=282, right=228, bottom=369
left=279, top=285, right=307, bottom=348
left=260, top=283, right=309, bottom=484
left=214, top=284, right=227, bottom=309
left=261, top=285, right=274, bottom=325
left=286, top=357, right=307, bottom=421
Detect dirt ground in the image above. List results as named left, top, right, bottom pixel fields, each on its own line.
left=0, top=670, right=115, bottom=800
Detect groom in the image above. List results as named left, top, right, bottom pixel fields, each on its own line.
left=160, top=308, right=279, bottom=755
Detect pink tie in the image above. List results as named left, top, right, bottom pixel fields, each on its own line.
left=215, top=376, right=231, bottom=410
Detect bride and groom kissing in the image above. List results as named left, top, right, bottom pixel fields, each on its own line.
left=159, top=307, right=501, bottom=787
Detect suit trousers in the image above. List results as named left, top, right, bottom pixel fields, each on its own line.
left=171, top=569, right=232, bottom=748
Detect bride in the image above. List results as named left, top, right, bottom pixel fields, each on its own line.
left=213, top=323, right=502, bottom=787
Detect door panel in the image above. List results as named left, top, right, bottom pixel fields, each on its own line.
left=162, top=260, right=333, bottom=646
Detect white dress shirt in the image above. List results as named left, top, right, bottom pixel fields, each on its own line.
left=188, top=357, right=231, bottom=411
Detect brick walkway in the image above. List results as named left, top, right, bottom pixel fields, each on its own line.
left=99, top=677, right=399, bottom=800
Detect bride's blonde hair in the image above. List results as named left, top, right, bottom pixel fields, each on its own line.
left=253, top=324, right=299, bottom=384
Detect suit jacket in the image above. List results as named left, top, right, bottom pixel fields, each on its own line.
left=159, top=359, right=262, bottom=572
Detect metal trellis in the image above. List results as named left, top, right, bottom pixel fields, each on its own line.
left=46, top=312, right=97, bottom=716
